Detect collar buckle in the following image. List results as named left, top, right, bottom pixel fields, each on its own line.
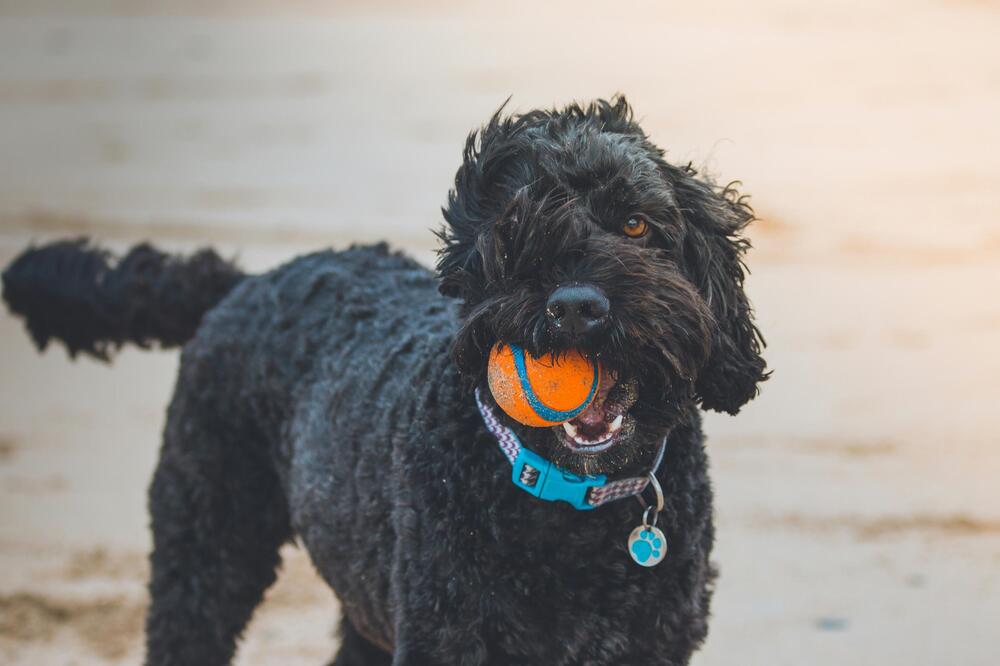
left=511, top=446, right=607, bottom=511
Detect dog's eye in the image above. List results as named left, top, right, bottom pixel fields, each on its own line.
left=622, top=216, right=649, bottom=239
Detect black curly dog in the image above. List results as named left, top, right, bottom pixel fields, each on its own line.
left=2, top=97, right=766, bottom=665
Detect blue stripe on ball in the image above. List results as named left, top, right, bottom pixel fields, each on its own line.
left=510, top=344, right=599, bottom=423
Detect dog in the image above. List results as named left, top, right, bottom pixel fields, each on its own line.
left=2, top=97, right=767, bottom=665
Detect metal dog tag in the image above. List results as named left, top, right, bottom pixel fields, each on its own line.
left=628, top=523, right=666, bottom=567
left=628, top=471, right=666, bottom=567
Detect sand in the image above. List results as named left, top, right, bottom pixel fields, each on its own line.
left=0, top=1, right=998, bottom=664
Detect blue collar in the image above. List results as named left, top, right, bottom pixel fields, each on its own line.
left=475, top=388, right=666, bottom=511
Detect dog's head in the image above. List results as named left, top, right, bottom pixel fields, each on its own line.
left=437, top=97, right=767, bottom=475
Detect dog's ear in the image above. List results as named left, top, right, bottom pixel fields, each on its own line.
left=435, top=141, right=486, bottom=300
left=669, top=165, right=768, bottom=414
left=435, top=216, right=483, bottom=300
left=436, top=104, right=525, bottom=300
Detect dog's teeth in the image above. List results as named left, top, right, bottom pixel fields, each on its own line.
left=609, top=414, right=624, bottom=432
left=562, top=415, right=625, bottom=449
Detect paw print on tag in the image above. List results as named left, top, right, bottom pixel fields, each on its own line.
left=632, top=530, right=661, bottom=561
left=628, top=525, right=666, bottom=567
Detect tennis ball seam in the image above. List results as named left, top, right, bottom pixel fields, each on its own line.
left=510, top=344, right=599, bottom=423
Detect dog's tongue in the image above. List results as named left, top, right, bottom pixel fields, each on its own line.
left=572, top=370, right=616, bottom=427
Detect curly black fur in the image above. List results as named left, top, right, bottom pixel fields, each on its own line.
left=1, top=238, right=243, bottom=360
left=3, top=97, right=766, bottom=665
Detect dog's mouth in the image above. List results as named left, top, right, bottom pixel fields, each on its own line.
left=555, top=372, right=638, bottom=454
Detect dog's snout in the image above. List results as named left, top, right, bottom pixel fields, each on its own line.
left=545, top=283, right=610, bottom=339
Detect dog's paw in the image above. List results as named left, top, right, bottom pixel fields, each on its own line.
left=629, top=528, right=663, bottom=565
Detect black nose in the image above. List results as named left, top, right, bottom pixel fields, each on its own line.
left=545, top=283, right=610, bottom=339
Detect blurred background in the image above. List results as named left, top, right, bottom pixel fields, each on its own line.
left=0, top=1, right=998, bottom=664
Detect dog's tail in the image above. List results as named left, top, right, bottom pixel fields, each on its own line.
left=2, top=238, right=244, bottom=360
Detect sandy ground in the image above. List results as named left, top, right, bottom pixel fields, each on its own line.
left=1, top=1, right=999, bottom=664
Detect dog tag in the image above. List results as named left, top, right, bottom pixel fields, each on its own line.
left=628, top=524, right=666, bottom=567
left=628, top=472, right=667, bottom=567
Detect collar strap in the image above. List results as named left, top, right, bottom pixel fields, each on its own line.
left=475, top=388, right=665, bottom=511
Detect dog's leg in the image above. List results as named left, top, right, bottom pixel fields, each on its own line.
left=327, top=617, right=392, bottom=666
left=144, top=387, right=291, bottom=666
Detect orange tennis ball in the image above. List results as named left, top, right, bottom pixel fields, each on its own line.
left=487, top=343, right=600, bottom=427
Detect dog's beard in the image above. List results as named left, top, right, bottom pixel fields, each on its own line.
left=465, top=309, right=702, bottom=476
left=467, top=307, right=701, bottom=477
left=507, top=376, right=677, bottom=477
left=544, top=425, right=649, bottom=477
